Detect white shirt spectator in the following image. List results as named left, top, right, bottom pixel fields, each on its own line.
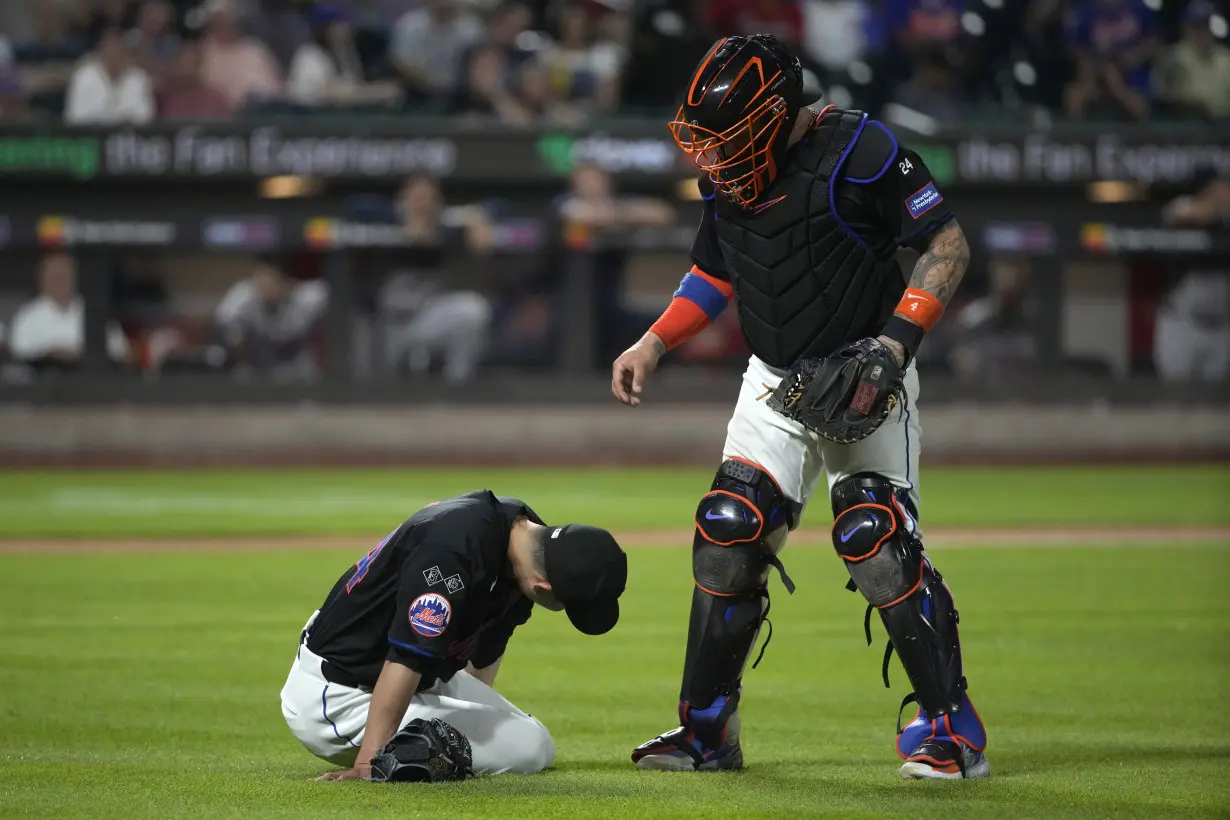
left=1154, top=271, right=1230, bottom=382
left=1156, top=38, right=1230, bottom=118
left=287, top=41, right=369, bottom=106
left=288, top=43, right=343, bottom=105
left=804, top=0, right=868, bottom=72
left=64, top=58, right=153, bottom=124
left=216, top=278, right=330, bottom=345
left=7, top=295, right=128, bottom=361
left=389, top=7, right=483, bottom=93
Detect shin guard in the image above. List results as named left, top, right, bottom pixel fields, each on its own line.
left=831, top=474, right=970, bottom=721
left=678, top=459, right=798, bottom=741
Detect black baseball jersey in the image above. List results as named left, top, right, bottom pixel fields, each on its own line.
left=690, top=107, right=954, bottom=367
left=305, top=490, right=540, bottom=690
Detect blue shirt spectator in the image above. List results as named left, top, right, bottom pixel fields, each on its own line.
left=882, top=0, right=964, bottom=51
left=1066, top=0, right=1158, bottom=94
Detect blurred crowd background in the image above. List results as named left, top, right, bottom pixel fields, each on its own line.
left=0, top=0, right=1226, bottom=125
left=0, top=0, right=1226, bottom=124
left=0, top=0, right=1226, bottom=393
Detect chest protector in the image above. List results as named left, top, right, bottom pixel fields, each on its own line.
left=713, top=109, right=905, bottom=369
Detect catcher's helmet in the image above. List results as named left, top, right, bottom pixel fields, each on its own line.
left=669, top=35, right=806, bottom=207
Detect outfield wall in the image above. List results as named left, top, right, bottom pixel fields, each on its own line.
left=2, top=404, right=1227, bottom=466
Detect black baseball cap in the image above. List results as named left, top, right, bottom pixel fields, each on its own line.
left=542, top=524, right=627, bottom=635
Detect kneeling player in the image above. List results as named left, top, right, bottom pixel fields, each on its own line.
left=280, top=490, right=627, bottom=780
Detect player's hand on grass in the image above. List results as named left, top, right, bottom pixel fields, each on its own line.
left=315, top=764, right=371, bottom=782
left=612, top=332, right=665, bottom=407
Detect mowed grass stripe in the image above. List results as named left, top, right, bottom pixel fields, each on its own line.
left=1, top=528, right=1229, bottom=555
left=0, top=465, right=1227, bottom=538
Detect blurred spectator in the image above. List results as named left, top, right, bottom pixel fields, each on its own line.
left=890, top=50, right=967, bottom=121
left=553, top=162, right=675, bottom=362
left=64, top=26, right=154, bottom=124
left=1154, top=0, right=1230, bottom=120
left=1020, top=0, right=1076, bottom=110
left=1154, top=271, right=1230, bottom=382
left=347, top=0, right=419, bottom=29
left=125, top=0, right=180, bottom=79
left=705, top=0, right=803, bottom=46
left=948, top=257, right=1036, bottom=382
left=80, top=0, right=136, bottom=47
left=156, top=39, right=233, bottom=120
left=375, top=176, right=493, bottom=383
left=389, top=0, right=484, bottom=103
left=14, top=0, right=89, bottom=109
left=240, top=0, right=312, bottom=71
left=287, top=4, right=402, bottom=108
left=214, top=257, right=329, bottom=384
left=619, top=0, right=711, bottom=110
left=199, top=0, right=283, bottom=110
left=1064, top=0, right=1159, bottom=121
left=0, top=37, right=30, bottom=120
left=537, top=2, right=625, bottom=114
left=1155, top=176, right=1230, bottom=382
left=883, top=0, right=963, bottom=58
left=7, top=252, right=129, bottom=368
left=16, top=0, right=89, bottom=63
left=803, top=0, right=870, bottom=76
left=479, top=1, right=537, bottom=74
left=1162, top=175, right=1230, bottom=228
left=455, top=43, right=535, bottom=124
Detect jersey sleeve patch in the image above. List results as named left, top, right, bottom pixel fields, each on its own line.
left=408, top=592, right=452, bottom=638
left=905, top=182, right=944, bottom=220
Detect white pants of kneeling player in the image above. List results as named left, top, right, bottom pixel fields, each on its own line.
left=724, top=355, right=922, bottom=528
left=280, top=613, right=554, bottom=775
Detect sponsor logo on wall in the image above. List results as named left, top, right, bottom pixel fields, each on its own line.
left=983, top=222, right=1058, bottom=254
left=1079, top=223, right=1213, bottom=253
left=202, top=217, right=281, bottom=249
left=302, top=218, right=409, bottom=249
left=36, top=216, right=176, bottom=247
left=537, top=133, right=682, bottom=175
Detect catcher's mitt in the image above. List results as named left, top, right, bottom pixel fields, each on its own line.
left=766, top=338, right=905, bottom=444
left=368, top=718, right=474, bottom=783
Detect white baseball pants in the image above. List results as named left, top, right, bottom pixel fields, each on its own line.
left=723, top=355, right=923, bottom=527
left=279, top=611, right=554, bottom=775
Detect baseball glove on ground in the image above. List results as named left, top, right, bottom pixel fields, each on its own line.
left=766, top=338, right=905, bottom=444
left=368, top=718, right=474, bottom=783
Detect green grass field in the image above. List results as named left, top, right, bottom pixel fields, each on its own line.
left=1, top=465, right=1228, bottom=819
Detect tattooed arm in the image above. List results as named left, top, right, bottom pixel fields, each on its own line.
left=878, top=219, right=971, bottom=367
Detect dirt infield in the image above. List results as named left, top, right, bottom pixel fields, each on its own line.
left=1, top=526, right=1227, bottom=555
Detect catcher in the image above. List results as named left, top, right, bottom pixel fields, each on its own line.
left=280, top=490, right=627, bottom=782
left=611, top=34, right=988, bottom=780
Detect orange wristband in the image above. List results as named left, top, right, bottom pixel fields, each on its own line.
left=894, top=288, right=945, bottom=332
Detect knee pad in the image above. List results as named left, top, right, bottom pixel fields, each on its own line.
left=693, top=458, right=800, bottom=596
left=831, top=473, right=966, bottom=719
left=831, top=473, right=920, bottom=607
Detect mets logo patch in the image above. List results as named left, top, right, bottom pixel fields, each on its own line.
left=905, top=182, right=943, bottom=219
left=408, top=592, right=452, bottom=638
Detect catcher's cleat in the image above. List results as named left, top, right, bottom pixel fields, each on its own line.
left=899, top=737, right=990, bottom=780
left=632, top=724, right=743, bottom=772
left=895, top=692, right=988, bottom=780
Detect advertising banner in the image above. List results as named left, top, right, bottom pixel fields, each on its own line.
left=1, top=122, right=1225, bottom=188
